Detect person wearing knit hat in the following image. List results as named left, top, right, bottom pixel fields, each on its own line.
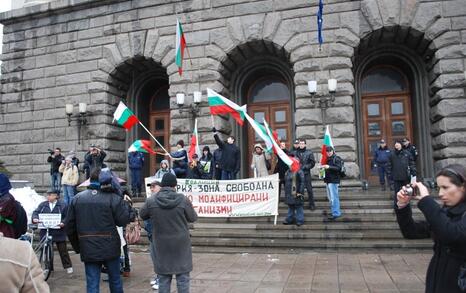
left=0, top=173, right=18, bottom=238
left=59, top=156, right=79, bottom=205
left=140, top=172, right=197, bottom=293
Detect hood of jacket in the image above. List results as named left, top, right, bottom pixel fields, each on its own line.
left=154, top=187, right=183, bottom=209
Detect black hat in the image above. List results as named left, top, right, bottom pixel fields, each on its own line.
left=147, top=180, right=161, bottom=187
left=325, top=146, right=334, bottom=152
left=161, top=173, right=177, bottom=187
left=293, top=139, right=299, bottom=144
left=46, top=189, right=59, bottom=195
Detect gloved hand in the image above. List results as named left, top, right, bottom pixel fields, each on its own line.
left=212, top=127, right=217, bottom=133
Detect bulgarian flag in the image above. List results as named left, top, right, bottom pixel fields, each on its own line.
left=113, top=101, right=139, bottom=130
left=320, top=125, right=334, bottom=164
left=175, top=19, right=186, bottom=76
left=128, top=140, right=155, bottom=154
left=244, top=113, right=273, bottom=152
left=207, top=88, right=247, bottom=126
left=264, top=120, right=300, bottom=172
left=188, top=119, right=201, bottom=161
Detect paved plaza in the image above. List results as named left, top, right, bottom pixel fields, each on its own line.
left=48, top=251, right=432, bottom=293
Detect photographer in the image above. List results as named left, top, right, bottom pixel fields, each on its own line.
left=395, top=164, right=466, bottom=293
left=388, top=141, right=416, bottom=205
left=84, top=145, right=107, bottom=175
left=47, top=148, right=64, bottom=194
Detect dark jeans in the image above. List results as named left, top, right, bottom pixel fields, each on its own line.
left=285, top=205, right=304, bottom=225
left=214, top=168, right=222, bottom=180
left=278, top=178, right=285, bottom=201
left=377, top=163, right=392, bottom=186
left=303, top=173, right=315, bottom=208
left=122, top=244, right=130, bottom=272
left=130, top=168, right=142, bottom=194
left=84, top=258, right=123, bottom=293
left=50, top=172, right=61, bottom=194
left=159, top=273, right=190, bottom=293
left=221, top=170, right=237, bottom=180
left=393, top=180, right=409, bottom=207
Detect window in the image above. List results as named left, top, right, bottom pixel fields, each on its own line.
left=249, top=77, right=290, bottom=103
left=362, top=67, right=407, bottom=94
left=151, top=85, right=170, bottom=111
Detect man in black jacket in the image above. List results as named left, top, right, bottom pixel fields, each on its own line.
left=140, top=173, right=198, bottom=293
left=274, top=141, right=289, bottom=199
left=84, top=145, right=107, bottom=175
left=321, top=146, right=343, bottom=220
left=294, top=139, right=316, bottom=210
left=212, top=128, right=240, bottom=180
left=65, top=168, right=135, bottom=293
left=47, top=148, right=64, bottom=194
left=387, top=141, right=416, bottom=205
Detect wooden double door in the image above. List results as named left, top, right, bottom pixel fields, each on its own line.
left=247, top=102, right=291, bottom=176
left=149, top=111, right=170, bottom=175
left=362, top=94, right=412, bottom=183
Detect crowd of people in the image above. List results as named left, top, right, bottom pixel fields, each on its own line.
left=1, top=130, right=466, bottom=293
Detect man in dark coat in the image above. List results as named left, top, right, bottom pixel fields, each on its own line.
left=140, top=173, right=198, bottom=293
left=128, top=151, right=144, bottom=197
left=282, top=154, right=305, bottom=226
left=293, top=139, right=316, bottom=210
left=212, top=128, right=240, bottom=180
left=212, top=147, right=223, bottom=180
left=170, top=140, right=188, bottom=178
left=373, top=139, right=393, bottom=191
left=274, top=141, right=289, bottom=199
left=65, top=168, right=135, bottom=293
left=321, top=146, right=343, bottom=220
left=387, top=141, right=416, bottom=205
left=84, top=145, right=107, bottom=175
left=32, top=189, right=73, bottom=274
left=402, top=137, right=418, bottom=162
left=47, top=147, right=64, bottom=194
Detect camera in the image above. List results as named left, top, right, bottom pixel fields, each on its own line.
left=48, top=149, right=54, bottom=155
left=405, top=184, right=416, bottom=196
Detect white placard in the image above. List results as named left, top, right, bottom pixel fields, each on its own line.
left=144, top=174, right=279, bottom=218
left=38, top=213, right=62, bottom=229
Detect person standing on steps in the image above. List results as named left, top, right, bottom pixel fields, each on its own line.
left=212, top=127, right=240, bottom=180
left=387, top=141, right=416, bottom=206
left=321, top=146, right=343, bottom=221
left=282, top=153, right=305, bottom=226
left=373, top=139, right=393, bottom=191
left=294, top=139, right=316, bottom=210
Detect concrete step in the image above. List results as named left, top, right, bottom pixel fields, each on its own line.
left=194, top=222, right=403, bottom=230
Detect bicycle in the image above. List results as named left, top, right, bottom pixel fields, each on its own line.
left=27, top=221, right=59, bottom=281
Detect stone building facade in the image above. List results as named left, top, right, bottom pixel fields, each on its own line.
left=0, top=0, right=465, bottom=190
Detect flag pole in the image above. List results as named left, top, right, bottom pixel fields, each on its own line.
left=210, top=115, right=215, bottom=128
left=138, top=121, right=172, bottom=158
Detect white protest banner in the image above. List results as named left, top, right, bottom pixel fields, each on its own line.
left=144, top=174, right=279, bottom=220
left=38, top=213, right=61, bottom=229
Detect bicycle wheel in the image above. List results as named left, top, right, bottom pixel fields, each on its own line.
left=39, top=243, right=53, bottom=281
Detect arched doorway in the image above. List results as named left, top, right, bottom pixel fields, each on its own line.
left=246, top=76, right=292, bottom=175
left=361, top=66, right=413, bottom=183
left=149, top=84, right=170, bottom=175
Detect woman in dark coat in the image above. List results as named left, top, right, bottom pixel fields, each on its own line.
left=395, top=164, right=466, bottom=293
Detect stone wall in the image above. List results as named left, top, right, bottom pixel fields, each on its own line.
left=0, top=0, right=465, bottom=189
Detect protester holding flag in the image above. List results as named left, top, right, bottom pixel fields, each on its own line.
left=199, top=146, right=214, bottom=180
left=187, top=154, right=201, bottom=179
left=294, top=139, right=316, bottom=210
left=212, top=128, right=241, bottom=180
left=274, top=141, right=290, bottom=198
left=282, top=153, right=305, bottom=226
left=251, top=144, right=271, bottom=178
left=170, top=140, right=188, bottom=178
left=321, top=146, right=343, bottom=220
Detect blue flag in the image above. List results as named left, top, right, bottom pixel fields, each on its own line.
left=317, top=0, right=324, bottom=46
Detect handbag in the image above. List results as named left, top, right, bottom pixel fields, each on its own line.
left=125, top=220, right=141, bottom=245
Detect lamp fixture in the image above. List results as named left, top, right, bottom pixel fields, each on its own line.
left=65, top=103, right=88, bottom=145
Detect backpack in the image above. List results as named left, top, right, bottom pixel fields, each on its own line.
left=13, top=201, right=27, bottom=239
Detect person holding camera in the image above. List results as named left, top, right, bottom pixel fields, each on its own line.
left=388, top=141, right=416, bottom=205
left=47, top=148, right=64, bottom=194
left=395, top=164, right=466, bottom=293
left=84, top=145, right=107, bottom=175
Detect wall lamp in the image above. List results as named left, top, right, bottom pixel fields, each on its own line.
left=307, top=79, right=338, bottom=109
left=65, top=103, right=88, bottom=145
left=176, top=91, right=202, bottom=118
